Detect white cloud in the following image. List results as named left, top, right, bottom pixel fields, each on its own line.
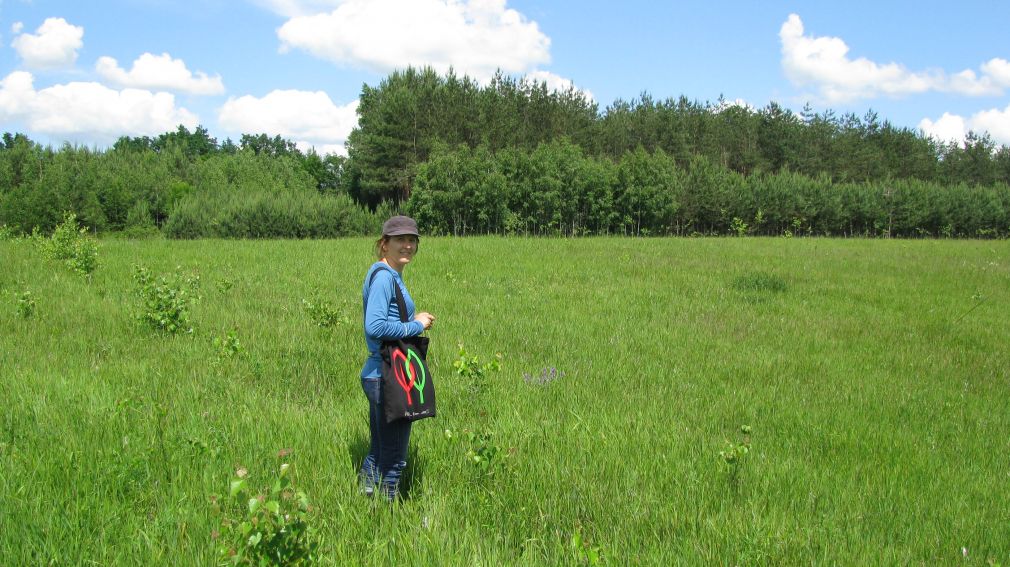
left=251, top=0, right=344, bottom=17
left=945, top=69, right=1001, bottom=97
left=11, top=17, right=84, bottom=69
left=918, top=113, right=968, bottom=145
left=276, top=0, right=550, bottom=81
left=919, top=105, right=1010, bottom=146
left=0, top=71, right=199, bottom=144
left=96, top=53, right=225, bottom=95
left=980, top=58, right=1010, bottom=87
left=218, top=89, right=358, bottom=155
left=524, top=70, right=594, bottom=102
left=780, top=14, right=1009, bottom=103
left=971, top=105, right=1010, bottom=144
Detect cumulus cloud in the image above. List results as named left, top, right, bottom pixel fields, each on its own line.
left=918, top=113, right=968, bottom=145
left=980, top=58, right=1010, bottom=87
left=276, top=0, right=550, bottom=81
left=524, top=70, right=594, bottom=102
left=780, top=14, right=1010, bottom=103
left=96, top=53, right=225, bottom=95
left=919, top=105, right=1010, bottom=146
left=11, top=17, right=84, bottom=69
left=218, top=89, right=359, bottom=155
left=0, top=71, right=199, bottom=144
left=973, top=105, right=1010, bottom=144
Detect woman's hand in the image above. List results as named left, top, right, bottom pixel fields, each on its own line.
left=415, top=312, right=436, bottom=330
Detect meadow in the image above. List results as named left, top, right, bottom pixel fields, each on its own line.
left=1, top=235, right=1008, bottom=565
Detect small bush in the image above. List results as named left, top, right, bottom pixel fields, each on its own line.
left=16, top=290, right=36, bottom=319
left=569, top=522, right=607, bottom=566
left=719, top=424, right=752, bottom=491
left=212, top=462, right=320, bottom=566
left=216, top=277, right=235, bottom=294
left=453, top=344, right=502, bottom=394
left=165, top=189, right=380, bottom=239
left=442, top=427, right=508, bottom=481
left=301, top=296, right=349, bottom=328
left=42, top=213, right=99, bottom=275
left=212, top=328, right=244, bottom=363
left=730, top=217, right=749, bottom=237
left=133, top=265, right=201, bottom=334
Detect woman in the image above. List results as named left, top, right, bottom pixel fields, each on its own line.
left=359, top=215, right=435, bottom=500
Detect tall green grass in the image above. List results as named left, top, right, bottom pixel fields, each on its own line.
left=1, top=237, right=1008, bottom=564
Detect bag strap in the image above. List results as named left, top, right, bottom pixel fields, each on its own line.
left=366, top=265, right=409, bottom=323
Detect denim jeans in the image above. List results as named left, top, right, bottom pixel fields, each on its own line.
left=360, top=377, right=411, bottom=499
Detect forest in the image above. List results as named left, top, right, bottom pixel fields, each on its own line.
left=2, top=67, right=1009, bottom=238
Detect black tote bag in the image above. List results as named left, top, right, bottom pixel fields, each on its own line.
left=380, top=336, right=435, bottom=422
left=368, top=268, right=436, bottom=423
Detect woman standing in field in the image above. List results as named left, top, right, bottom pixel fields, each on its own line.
left=359, top=215, right=435, bottom=500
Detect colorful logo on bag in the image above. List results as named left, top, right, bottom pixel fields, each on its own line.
left=392, top=347, right=427, bottom=405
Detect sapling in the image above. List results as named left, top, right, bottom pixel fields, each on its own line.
left=16, top=290, right=35, bottom=319
left=133, top=265, right=201, bottom=334
left=719, top=424, right=752, bottom=491
left=569, top=522, right=607, bottom=566
left=212, top=461, right=320, bottom=565
left=216, top=278, right=235, bottom=294
left=731, top=217, right=749, bottom=237
left=453, top=343, right=502, bottom=394
left=40, top=213, right=100, bottom=276
left=464, top=429, right=501, bottom=477
left=301, top=295, right=349, bottom=328
left=212, top=328, right=244, bottom=364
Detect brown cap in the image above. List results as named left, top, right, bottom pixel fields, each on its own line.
left=381, top=215, right=419, bottom=237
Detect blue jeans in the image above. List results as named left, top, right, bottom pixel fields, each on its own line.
left=360, top=377, right=411, bottom=499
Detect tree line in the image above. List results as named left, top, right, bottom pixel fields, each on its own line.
left=0, top=129, right=381, bottom=238
left=346, top=68, right=1010, bottom=202
left=2, top=66, right=1009, bottom=238
left=407, top=139, right=1009, bottom=237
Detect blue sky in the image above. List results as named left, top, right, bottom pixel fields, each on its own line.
left=2, top=0, right=1009, bottom=154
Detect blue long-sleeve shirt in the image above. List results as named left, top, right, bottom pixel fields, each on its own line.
left=360, top=262, right=425, bottom=379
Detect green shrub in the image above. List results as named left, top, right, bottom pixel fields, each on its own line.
left=301, top=295, right=349, bottom=328
left=212, top=462, right=320, bottom=566
left=132, top=265, right=201, bottom=334
left=42, top=213, right=99, bottom=275
left=165, top=190, right=379, bottom=239
left=453, top=344, right=502, bottom=394
left=212, top=328, right=244, bottom=363
left=719, top=425, right=752, bottom=491
left=16, top=290, right=36, bottom=319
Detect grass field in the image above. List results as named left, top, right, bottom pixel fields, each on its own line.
left=2, top=236, right=1009, bottom=565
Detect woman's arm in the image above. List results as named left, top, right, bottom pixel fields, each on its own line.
left=363, top=270, right=424, bottom=340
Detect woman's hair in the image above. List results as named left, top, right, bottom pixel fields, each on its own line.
left=374, top=236, right=389, bottom=259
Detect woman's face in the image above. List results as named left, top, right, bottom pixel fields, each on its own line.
left=382, top=234, right=418, bottom=270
